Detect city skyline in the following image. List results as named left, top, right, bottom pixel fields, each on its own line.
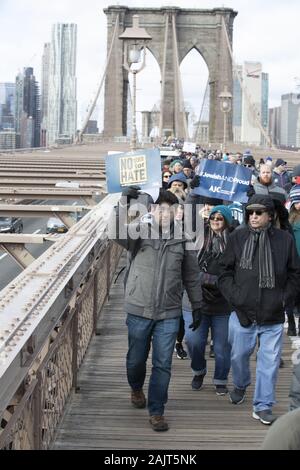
left=0, top=0, right=300, bottom=132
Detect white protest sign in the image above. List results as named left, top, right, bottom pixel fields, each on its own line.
left=183, top=141, right=196, bottom=153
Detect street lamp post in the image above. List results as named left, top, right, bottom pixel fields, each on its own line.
left=119, top=15, right=152, bottom=151
left=219, top=85, right=232, bottom=150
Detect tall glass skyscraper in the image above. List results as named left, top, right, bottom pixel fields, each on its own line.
left=14, top=68, right=40, bottom=148
left=261, top=72, right=269, bottom=144
left=233, top=62, right=269, bottom=145
left=280, top=93, right=300, bottom=147
left=47, top=23, right=77, bottom=145
left=41, top=43, right=51, bottom=146
left=0, top=83, right=15, bottom=130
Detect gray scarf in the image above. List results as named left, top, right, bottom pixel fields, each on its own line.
left=240, top=224, right=275, bottom=289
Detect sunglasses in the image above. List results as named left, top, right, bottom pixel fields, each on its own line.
left=244, top=164, right=253, bottom=168
left=210, top=216, right=224, bottom=222
left=163, top=174, right=171, bottom=178
left=247, top=210, right=266, bottom=216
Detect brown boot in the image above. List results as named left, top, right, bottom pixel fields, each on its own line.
left=149, top=415, right=169, bottom=432
left=131, top=389, right=146, bottom=409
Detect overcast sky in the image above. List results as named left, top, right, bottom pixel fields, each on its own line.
left=0, top=0, right=299, bottom=131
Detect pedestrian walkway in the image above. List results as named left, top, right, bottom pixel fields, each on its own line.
left=53, top=252, right=294, bottom=450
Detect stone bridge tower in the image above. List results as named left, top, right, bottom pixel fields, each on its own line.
left=103, top=6, right=237, bottom=143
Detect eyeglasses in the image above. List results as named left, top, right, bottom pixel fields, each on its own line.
left=210, top=216, right=224, bottom=222
left=247, top=210, right=266, bottom=216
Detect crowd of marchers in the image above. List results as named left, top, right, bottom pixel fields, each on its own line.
left=111, top=147, right=300, bottom=449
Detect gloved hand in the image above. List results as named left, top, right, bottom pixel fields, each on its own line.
left=190, top=175, right=200, bottom=189
left=189, top=308, right=202, bottom=331
left=121, top=185, right=141, bottom=201
left=202, top=284, right=220, bottom=303
left=246, top=185, right=255, bottom=198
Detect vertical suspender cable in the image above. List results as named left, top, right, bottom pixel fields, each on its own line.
left=78, top=13, right=120, bottom=142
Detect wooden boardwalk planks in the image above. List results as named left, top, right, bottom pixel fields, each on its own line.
left=53, top=256, right=295, bottom=450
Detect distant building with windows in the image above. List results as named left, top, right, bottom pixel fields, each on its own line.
left=85, top=120, right=99, bottom=134
left=194, top=121, right=209, bottom=144
left=0, top=82, right=15, bottom=130
left=280, top=93, right=300, bottom=148
left=40, top=43, right=51, bottom=147
left=14, top=67, right=40, bottom=148
left=233, top=62, right=269, bottom=145
left=0, top=130, right=16, bottom=150
left=47, top=23, right=77, bottom=146
left=261, top=72, right=269, bottom=145
left=269, top=107, right=281, bottom=147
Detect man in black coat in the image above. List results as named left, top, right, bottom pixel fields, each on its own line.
left=218, top=194, right=300, bottom=425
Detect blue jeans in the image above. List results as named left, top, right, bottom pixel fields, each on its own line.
left=182, top=309, right=231, bottom=385
left=228, top=312, right=284, bottom=412
left=126, top=313, right=180, bottom=416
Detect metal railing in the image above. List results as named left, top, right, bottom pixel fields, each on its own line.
left=0, top=241, right=123, bottom=450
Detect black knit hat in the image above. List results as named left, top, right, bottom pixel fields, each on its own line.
left=182, top=159, right=193, bottom=169
left=274, top=158, right=287, bottom=168
left=243, top=155, right=256, bottom=166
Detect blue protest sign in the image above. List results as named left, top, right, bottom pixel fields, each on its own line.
left=192, top=159, right=251, bottom=203
left=105, top=148, right=162, bottom=193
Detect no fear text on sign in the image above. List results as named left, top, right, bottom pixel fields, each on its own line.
left=120, top=155, right=147, bottom=186
left=105, top=148, right=162, bottom=193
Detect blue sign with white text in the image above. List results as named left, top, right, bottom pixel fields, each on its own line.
left=192, top=159, right=251, bottom=203
left=105, top=148, right=162, bottom=193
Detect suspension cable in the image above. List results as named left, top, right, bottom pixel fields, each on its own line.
left=193, top=77, right=209, bottom=141
left=159, top=13, right=169, bottom=140
left=77, top=13, right=120, bottom=142
left=221, top=17, right=272, bottom=148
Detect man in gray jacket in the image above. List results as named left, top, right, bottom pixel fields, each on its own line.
left=112, top=188, right=202, bottom=432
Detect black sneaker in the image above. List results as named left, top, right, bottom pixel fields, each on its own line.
left=287, top=326, right=297, bottom=336
left=229, top=387, right=246, bottom=404
left=279, top=358, right=284, bottom=368
left=215, top=385, right=228, bottom=396
left=252, top=410, right=277, bottom=425
left=191, top=375, right=204, bottom=390
left=175, top=342, right=187, bottom=359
